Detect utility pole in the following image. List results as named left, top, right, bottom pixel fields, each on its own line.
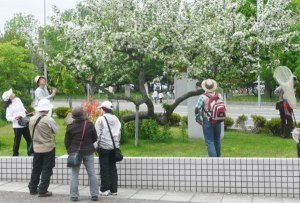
left=257, top=0, right=262, bottom=108
left=43, top=0, right=47, bottom=79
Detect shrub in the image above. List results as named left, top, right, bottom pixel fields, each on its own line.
left=181, top=116, right=188, bottom=127
left=168, top=113, right=181, bottom=126
left=82, top=98, right=100, bottom=122
left=140, top=119, right=160, bottom=140
left=152, top=125, right=171, bottom=142
left=119, top=120, right=130, bottom=144
left=251, top=115, right=267, bottom=128
left=54, top=107, right=71, bottom=118
left=235, top=114, right=248, bottom=130
left=251, top=115, right=267, bottom=133
left=122, top=121, right=135, bottom=140
left=265, top=118, right=281, bottom=136
left=180, top=118, right=188, bottom=142
left=118, top=110, right=134, bottom=117
left=224, top=117, right=234, bottom=130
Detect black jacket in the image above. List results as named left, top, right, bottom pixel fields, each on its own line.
left=65, top=119, right=97, bottom=156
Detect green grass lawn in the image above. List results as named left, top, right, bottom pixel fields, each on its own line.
left=0, top=118, right=297, bottom=157
left=227, top=94, right=278, bottom=102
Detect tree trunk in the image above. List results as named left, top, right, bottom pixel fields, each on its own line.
left=68, top=95, right=73, bottom=108
left=135, top=105, right=139, bottom=147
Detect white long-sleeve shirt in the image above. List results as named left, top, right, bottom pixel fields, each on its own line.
left=34, top=86, right=53, bottom=106
left=6, top=98, right=27, bottom=128
left=95, top=113, right=121, bottom=150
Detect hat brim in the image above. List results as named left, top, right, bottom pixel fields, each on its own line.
left=35, top=104, right=53, bottom=112
left=201, top=80, right=217, bottom=93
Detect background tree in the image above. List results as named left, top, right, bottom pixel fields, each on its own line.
left=0, top=41, right=35, bottom=119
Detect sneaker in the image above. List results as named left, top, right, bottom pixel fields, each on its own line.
left=99, top=190, right=110, bottom=196
left=110, top=192, right=118, bottom=196
left=70, top=196, right=78, bottom=201
left=91, top=196, right=98, bottom=201
left=38, top=191, right=53, bottom=197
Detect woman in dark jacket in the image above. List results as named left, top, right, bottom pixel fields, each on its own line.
left=65, top=107, right=99, bottom=201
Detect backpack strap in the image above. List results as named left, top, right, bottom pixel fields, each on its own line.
left=202, top=93, right=212, bottom=117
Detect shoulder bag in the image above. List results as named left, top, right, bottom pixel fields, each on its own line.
left=67, top=121, right=87, bottom=167
left=104, top=116, right=123, bottom=162
left=18, top=117, right=30, bottom=127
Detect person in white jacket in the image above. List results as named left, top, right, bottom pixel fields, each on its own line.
left=2, top=89, right=32, bottom=156
left=95, top=101, right=121, bottom=196
left=34, top=75, right=56, bottom=117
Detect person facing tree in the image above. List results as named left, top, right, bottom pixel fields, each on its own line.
left=195, top=79, right=225, bottom=157
left=2, top=88, right=32, bottom=156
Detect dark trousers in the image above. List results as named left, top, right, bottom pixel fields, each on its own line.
left=13, top=127, right=32, bottom=156
left=297, top=143, right=300, bottom=158
left=99, top=148, right=118, bottom=193
left=278, top=102, right=294, bottom=138
left=28, top=149, right=55, bottom=194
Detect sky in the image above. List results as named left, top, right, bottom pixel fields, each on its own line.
left=0, top=0, right=81, bottom=32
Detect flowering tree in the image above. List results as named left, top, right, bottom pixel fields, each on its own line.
left=182, top=0, right=298, bottom=91
left=50, top=0, right=202, bottom=124
left=50, top=0, right=298, bottom=123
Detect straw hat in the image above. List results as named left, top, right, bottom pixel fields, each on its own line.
left=201, top=79, right=217, bottom=93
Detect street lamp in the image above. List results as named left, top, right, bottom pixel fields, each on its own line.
left=43, top=0, right=47, bottom=80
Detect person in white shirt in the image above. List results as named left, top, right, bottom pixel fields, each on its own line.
left=2, top=89, right=32, bottom=156
left=152, top=90, right=158, bottom=103
left=34, top=75, right=56, bottom=117
left=95, top=101, right=121, bottom=196
left=158, top=92, right=164, bottom=103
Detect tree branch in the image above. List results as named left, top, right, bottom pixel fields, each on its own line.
left=165, top=89, right=204, bottom=117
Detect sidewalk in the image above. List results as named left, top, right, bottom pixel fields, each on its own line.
left=0, top=181, right=298, bottom=203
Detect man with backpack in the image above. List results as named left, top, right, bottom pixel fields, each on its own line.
left=195, top=79, right=226, bottom=157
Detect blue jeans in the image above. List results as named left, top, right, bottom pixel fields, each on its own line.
left=202, top=117, right=221, bottom=157
left=70, top=154, right=99, bottom=198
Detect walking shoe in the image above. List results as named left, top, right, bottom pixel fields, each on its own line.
left=99, top=190, right=110, bottom=196
left=70, top=196, right=78, bottom=201
left=110, top=192, right=118, bottom=196
left=91, top=196, right=98, bottom=201
left=30, top=190, right=38, bottom=195
left=38, top=191, right=53, bottom=197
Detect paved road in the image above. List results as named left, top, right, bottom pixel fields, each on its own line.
left=52, top=99, right=300, bottom=122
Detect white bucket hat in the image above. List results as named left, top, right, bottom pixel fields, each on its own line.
left=201, top=79, right=217, bottom=93
left=35, top=99, right=53, bottom=112
left=34, top=75, right=46, bottom=84
left=98, top=101, right=113, bottom=110
left=2, top=89, right=13, bottom=102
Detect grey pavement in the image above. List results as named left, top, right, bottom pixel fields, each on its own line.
left=0, top=181, right=299, bottom=203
